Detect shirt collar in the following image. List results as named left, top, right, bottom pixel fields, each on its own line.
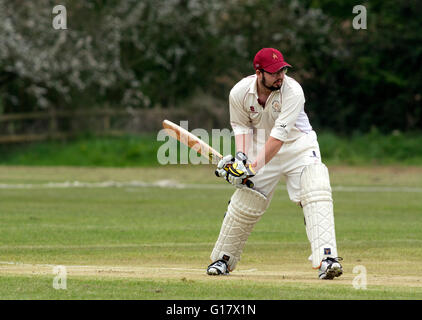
left=248, top=75, right=259, bottom=98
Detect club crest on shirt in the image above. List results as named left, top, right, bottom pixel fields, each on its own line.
left=249, top=106, right=258, bottom=113
left=272, top=100, right=281, bottom=113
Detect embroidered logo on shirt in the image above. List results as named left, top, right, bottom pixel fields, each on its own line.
left=272, top=100, right=281, bottom=113
left=250, top=106, right=258, bottom=113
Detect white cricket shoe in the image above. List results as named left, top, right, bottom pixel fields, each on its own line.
left=207, top=260, right=229, bottom=276
left=318, top=257, right=343, bottom=280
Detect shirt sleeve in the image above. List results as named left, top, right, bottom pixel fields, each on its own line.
left=270, top=91, right=305, bottom=142
left=229, top=92, right=251, bottom=135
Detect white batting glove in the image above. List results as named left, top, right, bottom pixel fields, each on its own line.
left=226, top=163, right=248, bottom=188
left=215, top=154, right=234, bottom=178
left=225, top=152, right=256, bottom=189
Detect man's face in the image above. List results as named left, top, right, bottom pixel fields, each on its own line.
left=258, top=68, right=286, bottom=91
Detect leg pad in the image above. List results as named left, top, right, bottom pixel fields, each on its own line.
left=300, top=163, right=338, bottom=268
left=210, top=188, right=268, bottom=271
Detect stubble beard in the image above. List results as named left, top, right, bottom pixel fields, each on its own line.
left=261, top=73, right=282, bottom=92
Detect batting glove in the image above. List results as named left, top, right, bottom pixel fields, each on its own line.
left=215, top=154, right=234, bottom=178
left=226, top=152, right=256, bottom=188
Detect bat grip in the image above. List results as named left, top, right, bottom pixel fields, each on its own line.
left=243, top=178, right=254, bottom=188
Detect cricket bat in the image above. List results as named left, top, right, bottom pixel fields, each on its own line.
left=162, top=119, right=254, bottom=188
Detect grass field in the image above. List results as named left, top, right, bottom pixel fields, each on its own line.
left=0, top=165, right=422, bottom=300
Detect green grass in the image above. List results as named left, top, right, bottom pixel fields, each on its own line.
left=0, top=275, right=420, bottom=300
left=1, top=131, right=422, bottom=166
left=0, top=166, right=422, bottom=299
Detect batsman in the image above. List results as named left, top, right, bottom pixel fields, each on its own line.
left=207, top=48, right=343, bottom=280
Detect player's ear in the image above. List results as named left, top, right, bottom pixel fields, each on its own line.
left=256, top=69, right=262, bottom=78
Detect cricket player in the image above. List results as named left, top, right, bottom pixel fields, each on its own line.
left=207, top=48, right=343, bottom=279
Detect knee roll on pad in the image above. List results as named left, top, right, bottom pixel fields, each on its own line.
left=211, top=188, right=268, bottom=271
left=300, top=163, right=338, bottom=268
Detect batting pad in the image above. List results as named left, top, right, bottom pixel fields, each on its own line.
left=300, top=163, right=338, bottom=268
left=211, top=188, right=268, bottom=271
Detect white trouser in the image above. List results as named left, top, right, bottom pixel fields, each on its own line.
left=248, top=130, right=321, bottom=202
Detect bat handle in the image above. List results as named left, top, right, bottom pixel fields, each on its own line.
left=243, top=178, right=254, bottom=188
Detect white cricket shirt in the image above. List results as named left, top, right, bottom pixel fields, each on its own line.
left=229, top=74, right=313, bottom=145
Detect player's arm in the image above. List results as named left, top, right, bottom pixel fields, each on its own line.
left=227, top=90, right=253, bottom=163
left=215, top=91, right=255, bottom=188
left=251, top=136, right=283, bottom=171
left=252, top=91, right=305, bottom=172
left=234, top=132, right=252, bottom=155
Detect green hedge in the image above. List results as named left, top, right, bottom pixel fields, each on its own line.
left=1, top=131, right=421, bottom=167
left=318, top=129, right=422, bottom=165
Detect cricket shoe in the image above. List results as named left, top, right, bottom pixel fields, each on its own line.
left=207, top=260, right=229, bottom=276
left=318, top=257, right=343, bottom=280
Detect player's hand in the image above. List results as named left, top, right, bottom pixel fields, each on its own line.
left=215, top=154, right=234, bottom=178
left=226, top=152, right=256, bottom=188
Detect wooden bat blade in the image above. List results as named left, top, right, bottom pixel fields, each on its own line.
left=162, top=119, right=222, bottom=163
